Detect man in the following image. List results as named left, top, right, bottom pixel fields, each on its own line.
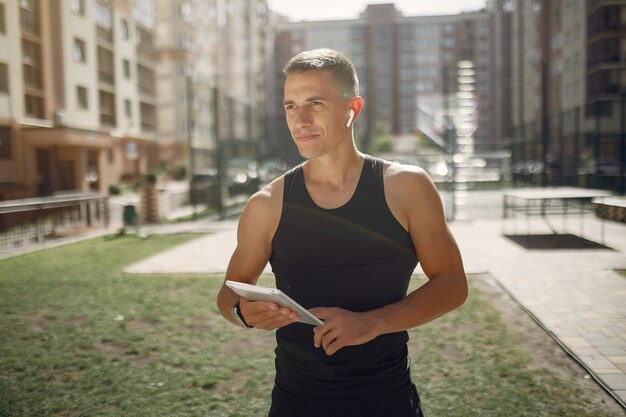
left=217, top=48, right=467, bottom=417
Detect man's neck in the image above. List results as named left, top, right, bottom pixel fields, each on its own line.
left=303, top=147, right=365, bottom=188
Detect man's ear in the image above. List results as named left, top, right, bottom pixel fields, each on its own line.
left=351, top=97, right=365, bottom=122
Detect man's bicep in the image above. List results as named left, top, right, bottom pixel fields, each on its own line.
left=407, top=173, right=463, bottom=279
left=224, top=247, right=270, bottom=286
left=225, top=195, right=276, bottom=284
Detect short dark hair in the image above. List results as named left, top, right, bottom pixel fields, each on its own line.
left=283, top=48, right=359, bottom=97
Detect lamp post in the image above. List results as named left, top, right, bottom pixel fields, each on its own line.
left=213, top=85, right=225, bottom=219
left=185, top=72, right=196, bottom=219
left=619, top=90, right=626, bottom=195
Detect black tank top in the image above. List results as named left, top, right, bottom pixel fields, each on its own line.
left=270, top=155, right=419, bottom=399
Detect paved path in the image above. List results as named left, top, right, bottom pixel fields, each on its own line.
left=124, top=191, right=626, bottom=407
left=451, top=216, right=626, bottom=406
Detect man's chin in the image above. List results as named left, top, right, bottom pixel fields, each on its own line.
left=294, top=143, right=317, bottom=160
left=297, top=149, right=314, bottom=160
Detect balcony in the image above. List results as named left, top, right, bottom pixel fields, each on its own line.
left=19, top=7, right=39, bottom=37
left=96, top=26, right=113, bottom=45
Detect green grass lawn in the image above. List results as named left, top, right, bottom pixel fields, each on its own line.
left=0, top=234, right=617, bottom=417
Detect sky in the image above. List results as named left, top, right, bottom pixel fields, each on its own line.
left=266, top=0, right=487, bottom=22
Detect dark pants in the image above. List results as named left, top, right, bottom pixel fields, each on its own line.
left=268, top=382, right=424, bottom=417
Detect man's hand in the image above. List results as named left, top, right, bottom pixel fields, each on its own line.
left=239, top=298, right=300, bottom=330
left=310, top=307, right=378, bottom=356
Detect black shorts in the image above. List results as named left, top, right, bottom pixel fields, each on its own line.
left=268, top=381, right=424, bottom=417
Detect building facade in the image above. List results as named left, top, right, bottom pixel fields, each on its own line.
left=155, top=0, right=271, bottom=178
left=497, top=0, right=625, bottom=191
left=586, top=0, right=626, bottom=191
left=0, top=0, right=272, bottom=201
left=0, top=0, right=160, bottom=200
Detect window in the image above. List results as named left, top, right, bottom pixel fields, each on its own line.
left=97, top=46, right=114, bottom=84
left=442, top=37, right=455, bottom=48
left=22, top=38, right=40, bottom=63
left=22, top=39, right=42, bottom=89
left=94, top=1, right=112, bottom=29
left=99, top=90, right=116, bottom=126
left=23, top=62, right=41, bottom=88
left=133, top=0, right=155, bottom=29
left=176, top=32, right=192, bottom=49
left=0, top=62, right=8, bottom=93
left=0, top=2, right=6, bottom=34
left=73, top=38, right=86, bottom=62
left=503, top=0, right=515, bottom=12
left=19, top=0, right=39, bottom=36
left=120, top=18, right=129, bottom=39
left=140, top=102, right=156, bottom=131
left=0, top=126, right=11, bottom=159
left=135, top=26, right=153, bottom=50
left=178, top=4, right=192, bottom=23
left=71, top=0, right=85, bottom=16
left=77, top=86, right=88, bottom=109
left=136, top=64, right=154, bottom=95
left=123, top=59, right=131, bottom=78
left=24, top=94, right=44, bottom=118
left=124, top=99, right=132, bottom=118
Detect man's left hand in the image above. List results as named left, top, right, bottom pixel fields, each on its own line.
left=309, top=307, right=378, bottom=356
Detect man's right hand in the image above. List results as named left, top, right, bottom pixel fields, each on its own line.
left=239, top=298, right=300, bottom=330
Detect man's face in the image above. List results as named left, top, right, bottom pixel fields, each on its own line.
left=283, top=69, right=353, bottom=160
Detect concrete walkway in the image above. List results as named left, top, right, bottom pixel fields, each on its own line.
left=124, top=190, right=626, bottom=407
left=451, top=216, right=626, bottom=406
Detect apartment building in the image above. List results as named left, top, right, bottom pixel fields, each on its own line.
left=155, top=0, right=271, bottom=177
left=587, top=0, right=626, bottom=187
left=270, top=4, right=490, bottom=163
left=400, top=11, right=491, bottom=155
left=497, top=0, right=625, bottom=190
left=486, top=0, right=514, bottom=155
left=0, top=0, right=272, bottom=201
left=154, top=0, right=197, bottom=173
left=0, top=0, right=160, bottom=200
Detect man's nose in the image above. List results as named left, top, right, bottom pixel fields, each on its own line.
left=292, top=108, right=312, bottom=128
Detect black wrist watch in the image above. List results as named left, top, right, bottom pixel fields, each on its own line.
left=231, top=299, right=252, bottom=328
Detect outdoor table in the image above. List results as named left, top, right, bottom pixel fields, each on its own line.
left=502, top=187, right=613, bottom=245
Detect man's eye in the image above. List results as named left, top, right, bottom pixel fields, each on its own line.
left=312, top=101, right=323, bottom=106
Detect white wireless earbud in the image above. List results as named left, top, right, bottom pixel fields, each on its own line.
left=346, top=109, right=355, bottom=128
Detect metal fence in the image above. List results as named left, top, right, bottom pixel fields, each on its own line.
left=0, top=194, right=109, bottom=254
left=509, top=96, right=626, bottom=194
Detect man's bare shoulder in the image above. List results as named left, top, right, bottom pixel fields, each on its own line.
left=382, top=160, right=445, bottom=226
left=382, top=160, right=433, bottom=190
left=236, top=175, right=285, bottom=244
left=244, top=175, right=284, bottom=216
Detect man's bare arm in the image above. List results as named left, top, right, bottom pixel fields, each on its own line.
left=216, top=179, right=299, bottom=329
left=312, top=166, right=467, bottom=355
left=367, top=166, right=468, bottom=329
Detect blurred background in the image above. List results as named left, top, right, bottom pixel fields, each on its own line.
left=0, top=0, right=624, bottom=236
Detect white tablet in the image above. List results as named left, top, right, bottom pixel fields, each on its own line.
left=225, top=280, right=323, bottom=326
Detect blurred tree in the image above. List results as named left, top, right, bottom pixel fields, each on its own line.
left=368, top=123, right=394, bottom=154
